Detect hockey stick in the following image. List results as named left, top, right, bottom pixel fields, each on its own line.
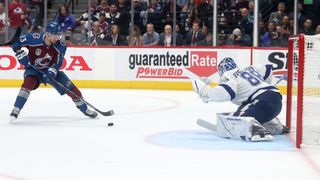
left=0, top=27, right=22, bottom=46
left=196, top=119, right=217, bottom=131
left=29, top=64, right=114, bottom=116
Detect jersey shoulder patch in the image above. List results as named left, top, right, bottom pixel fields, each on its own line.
left=32, top=33, right=41, bottom=39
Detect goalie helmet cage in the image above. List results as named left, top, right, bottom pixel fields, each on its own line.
left=287, top=34, right=320, bottom=148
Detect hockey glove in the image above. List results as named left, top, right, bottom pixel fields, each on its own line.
left=15, top=50, right=30, bottom=67
left=192, top=79, right=211, bottom=103
left=43, top=67, right=57, bottom=83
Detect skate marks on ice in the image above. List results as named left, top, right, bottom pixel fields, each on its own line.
left=148, top=130, right=295, bottom=151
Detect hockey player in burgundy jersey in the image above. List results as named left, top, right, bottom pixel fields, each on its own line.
left=10, top=22, right=98, bottom=121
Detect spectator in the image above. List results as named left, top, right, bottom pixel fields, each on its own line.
left=54, top=5, right=76, bottom=32
left=0, top=2, right=9, bottom=31
left=117, top=0, right=130, bottom=14
left=281, top=15, right=290, bottom=27
left=8, top=0, right=27, bottom=28
left=106, top=24, right=126, bottom=46
left=158, top=24, right=183, bottom=46
left=315, top=25, right=320, bottom=35
left=180, top=0, right=196, bottom=32
left=106, top=3, right=120, bottom=26
left=25, top=6, right=35, bottom=32
left=161, top=1, right=182, bottom=25
left=88, top=21, right=106, bottom=46
left=217, top=29, right=227, bottom=46
left=98, top=12, right=109, bottom=36
left=239, top=8, right=253, bottom=36
left=278, top=25, right=290, bottom=47
left=261, top=22, right=276, bottom=47
left=258, top=20, right=265, bottom=46
left=200, top=25, right=213, bottom=46
left=76, top=5, right=99, bottom=33
left=269, top=2, right=286, bottom=25
left=226, top=28, right=252, bottom=46
left=175, top=23, right=186, bottom=40
left=127, top=25, right=143, bottom=46
left=290, top=3, right=306, bottom=30
left=234, top=0, right=248, bottom=11
left=248, top=0, right=262, bottom=20
left=299, top=19, right=314, bottom=35
left=28, top=0, right=44, bottom=26
left=147, top=0, right=162, bottom=13
left=197, top=0, right=213, bottom=27
left=96, top=0, right=110, bottom=13
left=132, top=0, right=143, bottom=30
left=142, top=23, right=159, bottom=46
left=184, top=21, right=206, bottom=46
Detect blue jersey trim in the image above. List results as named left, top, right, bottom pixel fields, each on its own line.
left=219, top=84, right=236, bottom=100
left=264, top=65, right=272, bottom=80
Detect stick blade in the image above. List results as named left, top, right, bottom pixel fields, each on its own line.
left=97, top=109, right=114, bottom=116
left=196, top=119, right=217, bottom=131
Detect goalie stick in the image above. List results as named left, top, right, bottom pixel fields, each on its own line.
left=29, top=64, right=114, bottom=117
left=196, top=119, right=217, bottom=131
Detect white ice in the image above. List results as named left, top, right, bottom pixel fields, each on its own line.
left=0, top=88, right=319, bottom=180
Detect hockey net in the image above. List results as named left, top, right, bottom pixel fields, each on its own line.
left=287, top=34, right=320, bottom=148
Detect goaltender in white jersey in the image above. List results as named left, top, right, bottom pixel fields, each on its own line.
left=192, top=57, right=289, bottom=142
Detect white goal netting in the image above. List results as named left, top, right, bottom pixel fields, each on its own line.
left=288, top=35, right=320, bottom=147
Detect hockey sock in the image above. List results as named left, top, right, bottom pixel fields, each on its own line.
left=13, top=88, right=30, bottom=110
left=66, top=86, right=88, bottom=113
left=75, top=100, right=88, bottom=113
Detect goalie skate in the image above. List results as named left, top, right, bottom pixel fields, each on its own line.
left=249, top=124, right=273, bottom=142
left=83, top=109, right=98, bottom=118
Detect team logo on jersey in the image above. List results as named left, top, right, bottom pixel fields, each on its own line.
left=35, top=48, right=42, bottom=56
left=34, top=53, right=52, bottom=69
left=33, top=33, right=41, bottom=39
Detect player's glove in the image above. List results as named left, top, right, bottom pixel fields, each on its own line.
left=192, top=79, right=211, bottom=103
left=15, top=50, right=29, bottom=67
left=43, top=67, right=57, bottom=83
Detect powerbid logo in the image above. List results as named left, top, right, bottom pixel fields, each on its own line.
left=128, top=51, right=218, bottom=79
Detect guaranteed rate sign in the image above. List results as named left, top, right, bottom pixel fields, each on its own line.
left=127, top=50, right=218, bottom=79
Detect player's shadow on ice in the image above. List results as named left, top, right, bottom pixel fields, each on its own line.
left=10, top=116, right=102, bottom=127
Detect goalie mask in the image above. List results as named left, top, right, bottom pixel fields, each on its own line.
left=218, top=57, right=237, bottom=76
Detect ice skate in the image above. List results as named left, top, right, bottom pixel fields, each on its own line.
left=83, top=109, right=98, bottom=118
left=9, top=107, right=21, bottom=123
left=250, top=123, right=273, bottom=142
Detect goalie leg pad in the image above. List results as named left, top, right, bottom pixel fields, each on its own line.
left=217, top=113, right=255, bottom=141
left=217, top=113, right=273, bottom=142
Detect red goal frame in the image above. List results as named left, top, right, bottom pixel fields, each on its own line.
left=287, top=35, right=305, bottom=148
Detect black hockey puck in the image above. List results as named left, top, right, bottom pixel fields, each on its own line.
left=108, top=122, right=114, bottom=126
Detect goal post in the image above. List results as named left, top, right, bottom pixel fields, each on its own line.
left=287, top=34, right=320, bottom=148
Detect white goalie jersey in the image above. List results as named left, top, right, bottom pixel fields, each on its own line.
left=204, top=64, right=275, bottom=105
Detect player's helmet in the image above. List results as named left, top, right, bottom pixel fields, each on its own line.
left=46, top=22, right=61, bottom=35
left=218, top=57, right=237, bottom=76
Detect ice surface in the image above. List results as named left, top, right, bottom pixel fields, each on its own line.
left=0, top=88, right=319, bottom=180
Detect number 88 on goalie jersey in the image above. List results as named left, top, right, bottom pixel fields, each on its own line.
left=219, top=64, right=278, bottom=106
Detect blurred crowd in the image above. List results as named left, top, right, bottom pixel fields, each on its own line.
left=1, top=0, right=320, bottom=47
